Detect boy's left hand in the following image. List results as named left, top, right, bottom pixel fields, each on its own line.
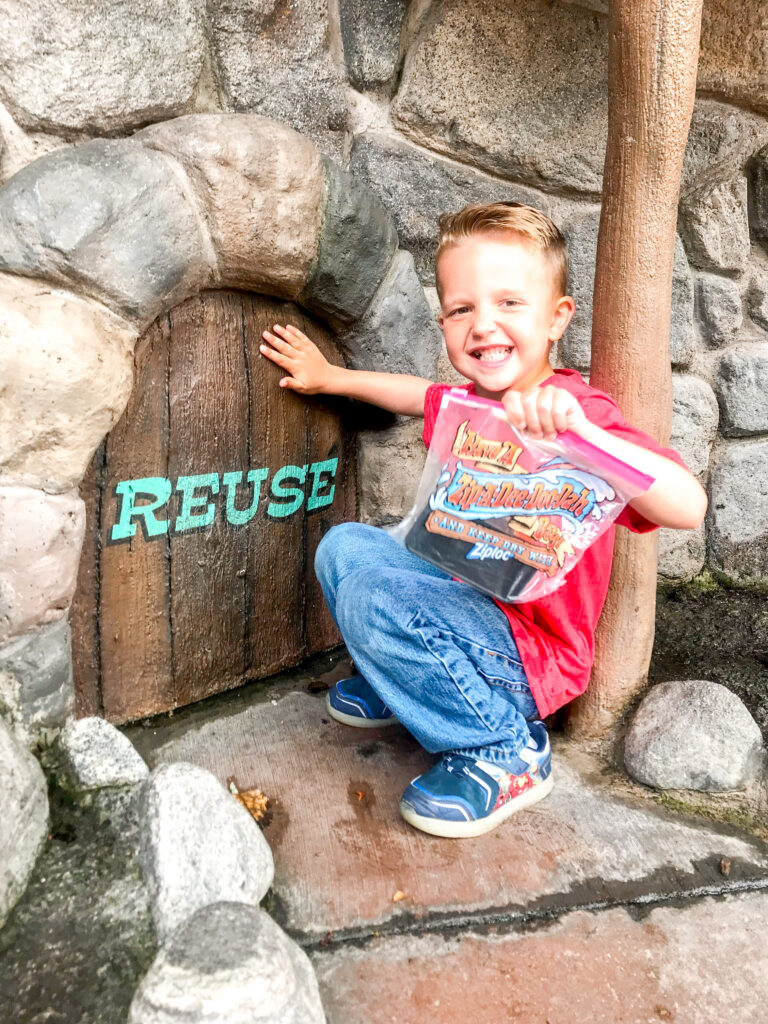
left=503, top=385, right=592, bottom=441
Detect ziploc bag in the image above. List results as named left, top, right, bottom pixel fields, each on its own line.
left=391, top=389, right=655, bottom=603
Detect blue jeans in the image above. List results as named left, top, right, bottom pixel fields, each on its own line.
left=314, top=523, right=539, bottom=766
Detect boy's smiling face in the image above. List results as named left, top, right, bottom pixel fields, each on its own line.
left=437, top=233, right=574, bottom=401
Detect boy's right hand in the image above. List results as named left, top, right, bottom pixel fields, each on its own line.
left=260, top=323, right=337, bottom=394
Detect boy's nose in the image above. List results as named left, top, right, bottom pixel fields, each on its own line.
left=471, top=313, right=495, bottom=338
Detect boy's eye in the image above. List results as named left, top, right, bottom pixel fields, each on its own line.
left=502, top=299, right=521, bottom=308
left=447, top=306, right=470, bottom=317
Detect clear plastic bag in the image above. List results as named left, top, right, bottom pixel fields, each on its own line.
left=390, top=389, right=655, bottom=603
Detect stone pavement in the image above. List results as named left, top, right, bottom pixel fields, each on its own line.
left=126, top=653, right=768, bottom=1023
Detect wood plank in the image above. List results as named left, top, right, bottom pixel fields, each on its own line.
left=167, top=291, right=250, bottom=707
left=99, top=321, right=173, bottom=723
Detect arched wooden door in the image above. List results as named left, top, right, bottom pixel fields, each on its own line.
left=71, top=291, right=357, bottom=723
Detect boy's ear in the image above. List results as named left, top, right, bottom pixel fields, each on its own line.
left=437, top=312, right=445, bottom=330
left=549, top=295, right=575, bottom=342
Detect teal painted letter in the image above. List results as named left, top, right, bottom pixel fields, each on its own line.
left=111, top=477, right=172, bottom=542
left=307, top=458, right=338, bottom=511
left=267, top=464, right=307, bottom=518
left=222, top=468, right=269, bottom=526
left=175, top=474, right=220, bottom=533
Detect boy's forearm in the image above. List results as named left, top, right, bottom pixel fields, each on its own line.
left=325, top=366, right=433, bottom=417
left=577, top=422, right=707, bottom=530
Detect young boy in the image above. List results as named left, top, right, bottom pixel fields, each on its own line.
left=259, top=202, right=707, bottom=839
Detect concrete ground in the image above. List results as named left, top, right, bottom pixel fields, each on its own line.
left=127, top=651, right=768, bottom=1024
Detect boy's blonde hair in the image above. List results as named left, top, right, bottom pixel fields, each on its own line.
left=436, top=202, right=569, bottom=298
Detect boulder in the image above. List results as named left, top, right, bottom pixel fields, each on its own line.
left=682, top=99, right=768, bottom=196
left=749, top=147, right=768, bottom=246
left=358, top=417, right=426, bottom=526
left=128, top=902, right=325, bottom=1024
left=349, top=131, right=550, bottom=284
left=138, top=763, right=274, bottom=944
left=624, top=680, right=765, bottom=791
left=697, top=0, right=768, bottom=115
left=137, top=115, right=325, bottom=301
left=0, top=273, right=136, bottom=490
left=679, top=178, right=750, bottom=275
left=716, top=343, right=768, bottom=437
left=0, top=486, right=85, bottom=642
left=207, top=0, right=348, bottom=158
left=747, top=270, right=768, bottom=332
left=0, top=716, right=48, bottom=928
left=657, top=524, right=706, bottom=584
left=0, top=0, right=205, bottom=134
left=708, top=439, right=768, bottom=586
left=695, top=273, right=743, bottom=348
left=0, top=140, right=214, bottom=328
left=392, top=0, right=609, bottom=194
left=669, top=374, right=719, bottom=479
left=340, top=0, right=407, bottom=90
left=0, top=618, right=73, bottom=748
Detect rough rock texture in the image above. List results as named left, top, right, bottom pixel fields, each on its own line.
left=138, top=763, right=274, bottom=944
left=697, top=0, right=768, bottom=115
left=696, top=273, right=743, bottom=347
left=708, top=439, right=768, bottom=585
left=0, top=0, right=205, bottom=135
left=624, top=680, right=765, bottom=791
left=137, top=115, right=325, bottom=299
left=560, top=214, right=694, bottom=369
left=0, top=486, right=85, bottom=642
left=750, top=147, right=768, bottom=245
left=682, top=100, right=768, bottom=196
left=358, top=417, right=426, bottom=525
left=58, top=717, right=148, bottom=792
left=748, top=270, right=768, bottom=331
left=300, top=157, right=399, bottom=325
left=340, top=0, right=407, bottom=90
left=393, top=0, right=609, bottom=194
left=349, top=131, right=550, bottom=283
left=128, top=902, right=324, bottom=1024
left=679, top=177, right=751, bottom=274
left=0, top=273, right=136, bottom=489
left=657, top=524, right=706, bottom=584
left=0, top=140, right=214, bottom=327
left=716, top=343, right=768, bottom=436
left=669, top=374, right=719, bottom=478
left=0, top=716, right=48, bottom=928
left=338, top=249, right=442, bottom=377
left=208, top=0, right=348, bottom=157
left=0, top=619, right=73, bottom=749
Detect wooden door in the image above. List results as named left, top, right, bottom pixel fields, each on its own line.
left=71, top=291, right=357, bottom=723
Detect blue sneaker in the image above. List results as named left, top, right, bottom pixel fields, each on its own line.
left=326, top=674, right=399, bottom=728
left=399, top=722, right=553, bottom=838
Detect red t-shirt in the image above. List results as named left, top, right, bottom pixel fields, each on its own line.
left=422, top=369, right=687, bottom=719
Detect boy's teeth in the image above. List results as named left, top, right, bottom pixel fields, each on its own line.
left=474, top=346, right=512, bottom=363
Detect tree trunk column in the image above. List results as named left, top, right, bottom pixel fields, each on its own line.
left=566, top=0, right=703, bottom=742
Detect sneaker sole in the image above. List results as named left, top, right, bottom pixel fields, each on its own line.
left=325, top=692, right=400, bottom=729
left=399, top=772, right=554, bottom=839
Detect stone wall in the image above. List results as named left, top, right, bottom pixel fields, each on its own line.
left=1, top=0, right=767, bottom=720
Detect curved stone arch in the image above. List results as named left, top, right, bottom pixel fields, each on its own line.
left=0, top=113, right=441, bottom=728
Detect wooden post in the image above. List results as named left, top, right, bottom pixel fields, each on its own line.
left=566, top=0, right=703, bottom=742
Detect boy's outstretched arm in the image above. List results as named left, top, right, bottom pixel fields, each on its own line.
left=260, top=323, right=432, bottom=417
left=503, top=385, right=708, bottom=531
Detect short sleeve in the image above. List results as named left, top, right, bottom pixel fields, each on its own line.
left=423, top=382, right=469, bottom=448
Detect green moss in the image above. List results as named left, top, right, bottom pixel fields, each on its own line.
left=652, top=791, right=768, bottom=843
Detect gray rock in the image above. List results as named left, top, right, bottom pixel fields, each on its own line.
left=657, top=524, right=706, bottom=584
left=716, top=343, right=768, bottom=437
left=747, top=270, right=768, bottom=332
left=349, top=131, right=550, bottom=284
left=300, top=157, right=399, bottom=326
left=138, top=763, right=274, bottom=944
left=393, top=0, right=609, bottom=195
left=696, top=273, right=743, bottom=347
left=749, top=146, right=768, bottom=246
left=697, top=0, right=768, bottom=116
left=358, top=417, right=426, bottom=525
left=0, top=0, right=205, bottom=134
left=339, top=249, right=442, bottom=377
left=560, top=213, right=694, bottom=369
left=682, top=100, right=768, bottom=197
left=624, top=680, right=765, bottom=792
left=0, top=139, right=214, bottom=327
left=341, top=0, right=407, bottom=90
left=208, top=0, right=348, bottom=158
left=129, top=902, right=324, bottom=1024
left=59, top=716, right=148, bottom=792
left=670, top=375, right=719, bottom=479
left=0, top=716, right=48, bottom=928
left=708, top=439, right=768, bottom=586
left=679, top=177, right=750, bottom=274
left=0, top=618, right=73, bottom=749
